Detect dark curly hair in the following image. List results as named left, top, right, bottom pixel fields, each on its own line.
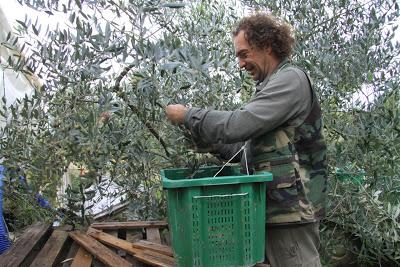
left=232, top=13, right=295, bottom=60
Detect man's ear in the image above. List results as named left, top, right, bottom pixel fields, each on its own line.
left=264, top=46, right=273, bottom=55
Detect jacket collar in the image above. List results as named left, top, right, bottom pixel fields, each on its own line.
left=256, top=58, right=290, bottom=92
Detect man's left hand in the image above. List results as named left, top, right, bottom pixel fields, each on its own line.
left=165, top=104, right=188, bottom=125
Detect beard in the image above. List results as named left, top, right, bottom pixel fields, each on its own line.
left=246, top=63, right=264, bottom=81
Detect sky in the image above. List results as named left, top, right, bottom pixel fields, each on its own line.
left=0, top=1, right=62, bottom=28
left=0, top=1, right=58, bottom=107
left=0, top=1, right=36, bottom=108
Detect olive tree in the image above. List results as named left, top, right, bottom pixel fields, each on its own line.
left=0, top=0, right=243, bottom=224
left=1, top=0, right=399, bottom=264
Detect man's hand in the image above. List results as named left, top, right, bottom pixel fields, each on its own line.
left=165, top=104, right=188, bottom=125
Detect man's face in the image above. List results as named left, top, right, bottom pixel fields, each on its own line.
left=233, top=30, right=270, bottom=82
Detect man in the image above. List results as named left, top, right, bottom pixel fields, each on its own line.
left=165, top=13, right=327, bottom=267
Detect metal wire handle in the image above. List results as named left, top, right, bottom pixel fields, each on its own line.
left=213, top=143, right=249, bottom=177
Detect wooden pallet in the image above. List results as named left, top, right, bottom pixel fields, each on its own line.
left=0, top=221, right=172, bottom=267
left=0, top=221, right=270, bottom=267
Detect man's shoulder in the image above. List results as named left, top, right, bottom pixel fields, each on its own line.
left=256, top=64, right=311, bottom=92
left=279, top=65, right=309, bottom=81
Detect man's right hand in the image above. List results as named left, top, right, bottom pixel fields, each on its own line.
left=165, top=104, right=188, bottom=125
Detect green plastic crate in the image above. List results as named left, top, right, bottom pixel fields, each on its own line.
left=161, top=165, right=273, bottom=267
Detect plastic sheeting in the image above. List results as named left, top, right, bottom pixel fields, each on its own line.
left=0, top=5, right=35, bottom=107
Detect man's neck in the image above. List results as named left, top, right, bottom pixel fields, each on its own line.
left=269, top=58, right=284, bottom=75
left=256, top=58, right=288, bottom=86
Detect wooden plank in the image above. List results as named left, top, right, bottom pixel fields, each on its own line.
left=125, top=231, right=146, bottom=267
left=133, top=250, right=175, bottom=267
left=88, top=228, right=107, bottom=267
left=91, top=221, right=168, bottom=230
left=146, top=228, right=161, bottom=244
left=30, top=229, right=70, bottom=267
left=132, top=240, right=173, bottom=257
left=70, top=247, right=92, bottom=267
left=87, top=228, right=142, bottom=255
left=87, top=228, right=175, bottom=267
left=105, top=229, right=120, bottom=254
left=104, top=230, right=119, bottom=238
left=0, top=222, right=52, bottom=267
left=69, top=231, right=132, bottom=267
left=61, top=241, right=80, bottom=267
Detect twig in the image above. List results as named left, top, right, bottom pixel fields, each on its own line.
left=113, top=64, right=171, bottom=157
left=300, top=0, right=376, bottom=42
left=112, top=63, right=135, bottom=92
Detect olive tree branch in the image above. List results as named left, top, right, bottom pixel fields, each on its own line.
left=113, top=64, right=171, bottom=157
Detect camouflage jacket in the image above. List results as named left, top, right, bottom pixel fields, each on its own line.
left=184, top=61, right=327, bottom=225
left=251, top=83, right=327, bottom=224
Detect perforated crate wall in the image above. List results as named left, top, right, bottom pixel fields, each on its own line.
left=191, top=193, right=253, bottom=266
left=165, top=184, right=267, bottom=267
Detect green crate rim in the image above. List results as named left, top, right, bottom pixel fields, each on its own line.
left=161, top=167, right=272, bottom=188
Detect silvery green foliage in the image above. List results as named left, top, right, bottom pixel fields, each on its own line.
left=1, top=0, right=243, bottom=224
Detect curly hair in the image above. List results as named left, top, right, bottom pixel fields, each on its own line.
left=232, top=13, right=295, bottom=60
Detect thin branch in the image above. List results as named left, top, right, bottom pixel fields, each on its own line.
left=300, top=0, right=376, bottom=42
left=128, top=103, right=171, bottom=158
left=113, top=64, right=171, bottom=158
left=326, top=126, right=347, bottom=140
left=112, top=63, right=135, bottom=92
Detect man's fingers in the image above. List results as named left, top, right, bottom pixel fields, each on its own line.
left=165, top=104, right=188, bottom=125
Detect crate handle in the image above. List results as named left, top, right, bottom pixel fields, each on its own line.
left=213, top=144, right=249, bottom=177
left=193, top=192, right=248, bottom=199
